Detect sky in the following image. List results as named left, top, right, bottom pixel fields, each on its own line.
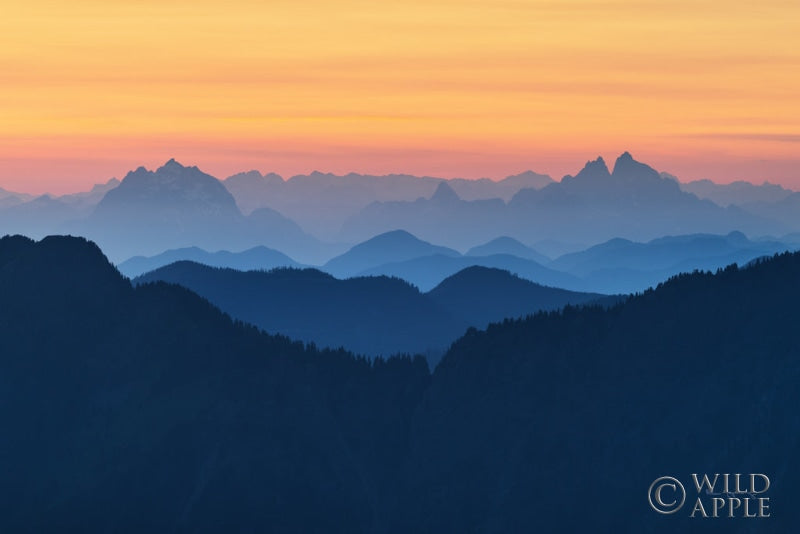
left=1, top=0, right=799, bottom=194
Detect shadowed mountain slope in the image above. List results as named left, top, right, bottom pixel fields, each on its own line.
left=0, top=234, right=429, bottom=533
left=135, top=262, right=607, bottom=358
left=396, top=253, right=800, bottom=532
left=1, top=235, right=799, bottom=531
left=135, top=262, right=469, bottom=358
left=427, top=266, right=607, bottom=328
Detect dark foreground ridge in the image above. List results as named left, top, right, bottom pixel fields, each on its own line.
left=1, top=235, right=798, bottom=532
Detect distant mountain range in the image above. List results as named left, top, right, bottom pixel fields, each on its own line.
left=2, top=234, right=799, bottom=531
left=2, top=153, right=800, bottom=266
left=222, top=169, right=553, bottom=239
left=71, top=159, right=337, bottom=263
left=680, top=178, right=793, bottom=206
left=117, top=245, right=302, bottom=278
left=357, top=252, right=586, bottom=292
left=465, top=236, right=552, bottom=263
left=738, top=192, right=800, bottom=230
left=0, top=186, right=33, bottom=207
left=548, top=231, right=796, bottom=293
left=341, top=152, right=786, bottom=248
left=319, top=229, right=795, bottom=293
left=322, top=229, right=460, bottom=279
left=319, top=229, right=585, bottom=291
left=426, top=266, right=612, bottom=328
left=117, top=228, right=798, bottom=295
left=0, top=179, right=119, bottom=236
left=135, top=261, right=605, bottom=360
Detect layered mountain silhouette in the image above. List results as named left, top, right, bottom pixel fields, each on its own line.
left=0, top=186, right=33, bottom=208
left=0, top=179, right=119, bottom=236
left=548, top=230, right=795, bottom=293
left=738, top=191, right=800, bottom=230
left=426, top=266, right=610, bottom=328
left=2, top=234, right=799, bottom=531
left=117, top=245, right=301, bottom=278
left=341, top=153, right=786, bottom=249
left=136, top=262, right=468, bottom=359
left=681, top=178, right=793, bottom=206
left=322, top=229, right=460, bottom=278
left=466, top=236, right=551, bottom=263
left=58, top=177, right=120, bottom=209
left=320, top=230, right=586, bottom=292
left=357, top=252, right=586, bottom=292
left=323, top=229, right=795, bottom=293
left=222, top=169, right=553, bottom=239
left=396, top=253, right=800, bottom=532
left=2, top=154, right=800, bottom=269
left=0, top=195, right=86, bottom=238
left=135, top=261, right=604, bottom=359
left=117, top=226, right=793, bottom=295
left=72, top=159, right=332, bottom=263
left=0, top=234, right=429, bottom=532
left=340, top=182, right=509, bottom=249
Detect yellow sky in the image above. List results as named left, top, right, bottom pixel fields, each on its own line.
left=1, top=0, right=799, bottom=193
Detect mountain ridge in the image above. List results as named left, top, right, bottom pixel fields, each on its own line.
left=1, top=234, right=799, bottom=530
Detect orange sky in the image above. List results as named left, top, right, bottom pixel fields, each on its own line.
left=1, top=0, right=799, bottom=194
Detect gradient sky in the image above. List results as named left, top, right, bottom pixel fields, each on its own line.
left=2, top=0, right=799, bottom=194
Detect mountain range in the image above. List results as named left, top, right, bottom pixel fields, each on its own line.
left=466, top=236, right=552, bottom=263
left=0, top=179, right=119, bottom=236
left=318, top=229, right=795, bottom=294
left=2, top=153, right=800, bottom=267
left=222, top=169, right=553, bottom=239
left=72, top=159, right=335, bottom=263
left=681, top=178, right=793, bottom=206
left=340, top=152, right=786, bottom=249
left=548, top=230, right=796, bottom=293
left=118, top=245, right=302, bottom=279
left=117, top=228, right=798, bottom=295
left=1, top=234, right=798, bottom=531
left=135, top=261, right=606, bottom=360
left=322, top=229, right=460, bottom=279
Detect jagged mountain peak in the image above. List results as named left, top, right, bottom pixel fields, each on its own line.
left=573, top=156, right=611, bottom=180
left=91, top=160, right=241, bottom=223
left=611, top=151, right=658, bottom=179
left=430, top=181, right=460, bottom=203
left=159, top=157, right=184, bottom=170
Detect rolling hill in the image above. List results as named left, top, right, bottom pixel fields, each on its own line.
left=465, top=236, right=551, bottom=263
left=549, top=231, right=795, bottom=293
left=135, top=262, right=468, bottom=358
left=135, top=261, right=606, bottom=359
left=323, top=229, right=460, bottom=279
left=357, top=252, right=586, bottom=292
left=427, top=266, right=609, bottom=328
